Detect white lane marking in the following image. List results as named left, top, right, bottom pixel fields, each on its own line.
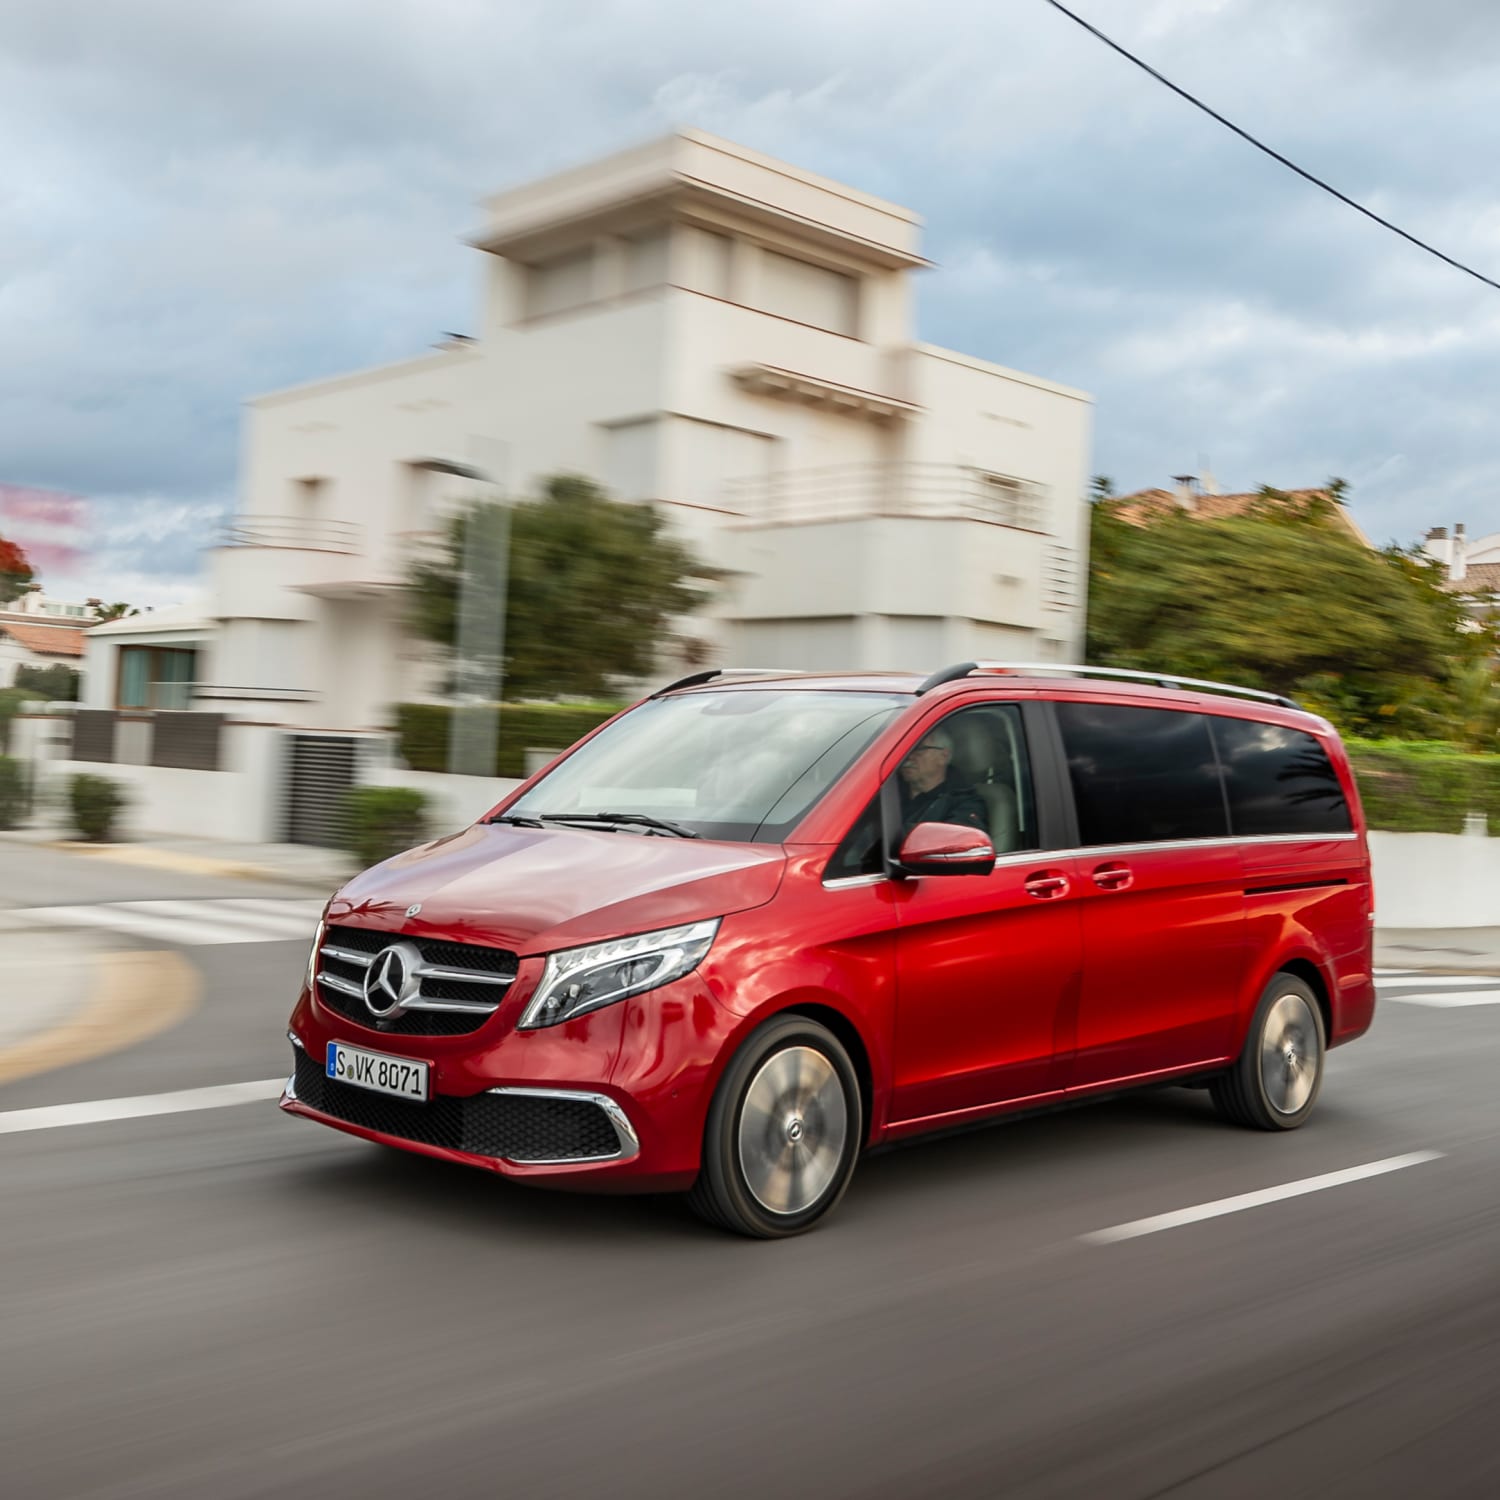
left=1377, top=974, right=1500, bottom=989
left=10, top=899, right=317, bottom=946
left=114, top=900, right=315, bottom=941
left=1389, top=991, right=1500, bottom=1008
left=1081, top=1151, right=1446, bottom=1245
left=0, top=1079, right=287, bottom=1135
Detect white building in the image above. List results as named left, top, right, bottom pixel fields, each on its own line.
left=0, top=587, right=98, bottom=689
left=87, top=128, right=1092, bottom=731
left=1423, top=523, right=1500, bottom=622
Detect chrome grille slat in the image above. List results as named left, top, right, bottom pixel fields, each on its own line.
left=315, top=924, right=520, bottom=1037
left=399, top=998, right=499, bottom=1014
left=410, top=964, right=513, bottom=987
left=321, top=944, right=376, bottom=968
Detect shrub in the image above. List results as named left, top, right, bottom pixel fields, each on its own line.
left=392, top=701, right=622, bottom=777
left=340, top=786, right=430, bottom=868
left=1346, top=738, right=1500, bottom=834
left=69, top=774, right=126, bottom=841
left=0, top=755, right=27, bottom=828
left=15, top=664, right=79, bottom=702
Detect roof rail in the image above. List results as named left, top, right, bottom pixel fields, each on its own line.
left=916, top=661, right=1299, bottom=710
left=651, top=667, right=805, bottom=697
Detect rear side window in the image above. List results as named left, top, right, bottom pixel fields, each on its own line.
left=1055, top=702, right=1227, bottom=846
left=1210, top=717, right=1353, bottom=836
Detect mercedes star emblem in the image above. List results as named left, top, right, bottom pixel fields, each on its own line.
left=363, top=941, right=424, bottom=1019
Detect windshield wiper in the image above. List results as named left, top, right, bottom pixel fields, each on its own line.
left=538, top=812, right=700, bottom=839
left=485, top=813, right=546, bottom=828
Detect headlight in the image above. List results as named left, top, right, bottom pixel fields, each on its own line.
left=305, top=918, right=326, bottom=990
left=518, top=918, right=721, bottom=1030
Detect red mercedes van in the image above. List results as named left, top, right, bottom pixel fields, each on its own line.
left=282, top=663, right=1375, bottom=1236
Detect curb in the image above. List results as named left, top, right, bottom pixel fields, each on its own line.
left=0, top=832, right=349, bottom=893
left=0, top=949, right=201, bottom=1088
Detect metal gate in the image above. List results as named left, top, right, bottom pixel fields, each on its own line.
left=283, top=734, right=360, bottom=847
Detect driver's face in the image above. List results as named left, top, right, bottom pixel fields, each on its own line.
left=900, top=740, right=949, bottom=792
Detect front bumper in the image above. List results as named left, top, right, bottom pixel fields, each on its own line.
left=282, top=967, right=743, bottom=1192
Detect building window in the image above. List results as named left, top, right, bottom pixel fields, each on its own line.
left=623, top=228, right=670, bottom=293
left=118, top=646, right=197, bottom=710
left=525, top=247, right=595, bottom=319
left=756, top=250, right=859, bottom=336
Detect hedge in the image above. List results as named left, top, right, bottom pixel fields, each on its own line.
left=1346, top=739, right=1500, bottom=835
left=393, top=702, right=624, bottom=778
left=340, top=786, right=429, bottom=868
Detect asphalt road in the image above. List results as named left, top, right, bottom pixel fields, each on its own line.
left=2, top=844, right=1498, bottom=1499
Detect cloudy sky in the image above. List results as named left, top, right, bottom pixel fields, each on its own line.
left=4, top=0, right=1500, bottom=605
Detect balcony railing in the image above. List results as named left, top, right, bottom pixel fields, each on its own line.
left=722, top=462, right=1048, bottom=531
left=220, top=516, right=361, bottom=553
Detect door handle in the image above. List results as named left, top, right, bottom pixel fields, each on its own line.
left=1024, top=872, right=1070, bottom=900
left=1091, top=862, right=1134, bottom=892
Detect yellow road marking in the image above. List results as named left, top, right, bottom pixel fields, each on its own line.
left=0, top=950, right=200, bottom=1087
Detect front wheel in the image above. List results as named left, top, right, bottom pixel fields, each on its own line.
left=689, top=1015, right=862, bottom=1238
left=1211, top=973, right=1326, bottom=1130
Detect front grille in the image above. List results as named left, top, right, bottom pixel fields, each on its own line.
left=315, top=924, right=519, bottom=1037
left=292, top=1051, right=626, bottom=1162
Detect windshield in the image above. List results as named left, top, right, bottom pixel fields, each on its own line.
left=507, top=689, right=907, bottom=842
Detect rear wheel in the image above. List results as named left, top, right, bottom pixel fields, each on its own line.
left=1211, top=973, right=1325, bottom=1130
left=689, top=1015, right=862, bottom=1238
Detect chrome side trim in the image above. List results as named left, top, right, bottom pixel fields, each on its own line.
left=483, top=1085, right=641, bottom=1165
left=1066, top=833, right=1359, bottom=860
left=822, top=831, right=1359, bottom=888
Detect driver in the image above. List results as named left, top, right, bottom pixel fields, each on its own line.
left=898, top=725, right=988, bottom=834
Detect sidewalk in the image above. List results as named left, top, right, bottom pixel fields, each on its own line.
left=1375, top=928, right=1500, bottom=975
left=0, top=825, right=354, bottom=892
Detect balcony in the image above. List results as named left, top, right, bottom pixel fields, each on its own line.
left=723, top=462, right=1048, bottom=532
left=219, top=516, right=361, bottom=552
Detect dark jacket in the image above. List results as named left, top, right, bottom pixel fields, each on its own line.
left=900, top=769, right=988, bottom=834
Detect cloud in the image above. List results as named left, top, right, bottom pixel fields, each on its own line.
left=4, top=0, right=1500, bottom=601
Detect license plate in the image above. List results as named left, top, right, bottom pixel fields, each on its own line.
left=326, top=1042, right=429, bottom=1102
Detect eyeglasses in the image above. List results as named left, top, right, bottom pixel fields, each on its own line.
left=907, top=743, right=947, bottom=756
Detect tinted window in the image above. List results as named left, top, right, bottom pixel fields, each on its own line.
left=1210, top=717, right=1352, bottom=836
left=1056, top=703, right=1228, bottom=846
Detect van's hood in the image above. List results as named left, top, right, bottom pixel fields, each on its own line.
left=328, top=823, right=787, bottom=955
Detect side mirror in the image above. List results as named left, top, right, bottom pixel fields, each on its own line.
left=895, top=822, right=996, bottom=877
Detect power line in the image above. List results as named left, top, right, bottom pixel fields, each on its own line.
left=1039, top=0, right=1500, bottom=295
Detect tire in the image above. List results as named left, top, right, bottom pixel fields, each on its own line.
left=1211, top=973, right=1326, bottom=1131
left=689, top=1015, right=863, bottom=1238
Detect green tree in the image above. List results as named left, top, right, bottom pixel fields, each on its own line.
left=1086, top=481, right=1499, bottom=740
left=94, top=602, right=139, bottom=622
left=407, top=473, right=706, bottom=699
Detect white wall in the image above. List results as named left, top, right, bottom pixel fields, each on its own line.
left=1369, top=831, right=1500, bottom=928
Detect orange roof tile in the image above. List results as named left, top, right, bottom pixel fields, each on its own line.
left=0, top=620, right=87, bottom=657
left=1109, top=487, right=1372, bottom=547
